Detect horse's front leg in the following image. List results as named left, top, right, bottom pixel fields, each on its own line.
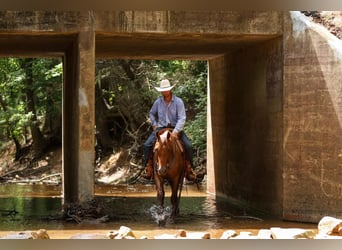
left=155, top=176, right=165, bottom=208
left=154, top=176, right=166, bottom=226
left=169, top=179, right=180, bottom=222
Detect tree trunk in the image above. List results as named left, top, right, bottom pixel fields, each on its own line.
left=0, top=94, right=23, bottom=160
left=21, top=58, right=47, bottom=158
left=95, top=81, right=116, bottom=152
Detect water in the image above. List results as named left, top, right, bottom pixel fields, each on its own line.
left=0, top=183, right=317, bottom=238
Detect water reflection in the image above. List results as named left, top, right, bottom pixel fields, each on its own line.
left=0, top=183, right=317, bottom=238
left=0, top=183, right=235, bottom=231
left=0, top=196, right=62, bottom=231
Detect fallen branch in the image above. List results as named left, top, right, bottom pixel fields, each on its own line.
left=66, top=210, right=82, bottom=224
left=0, top=166, right=28, bottom=178
left=6, top=173, right=62, bottom=184
left=232, top=215, right=264, bottom=221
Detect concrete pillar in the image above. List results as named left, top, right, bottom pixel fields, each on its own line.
left=63, top=27, right=95, bottom=203
left=207, top=56, right=230, bottom=195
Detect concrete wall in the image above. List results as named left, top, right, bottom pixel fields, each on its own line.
left=283, top=12, right=342, bottom=222
left=208, top=37, right=283, bottom=216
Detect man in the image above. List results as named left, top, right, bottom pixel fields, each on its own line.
left=141, top=79, right=200, bottom=181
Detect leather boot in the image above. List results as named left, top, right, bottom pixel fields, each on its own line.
left=185, top=161, right=196, bottom=181
left=141, top=159, right=153, bottom=179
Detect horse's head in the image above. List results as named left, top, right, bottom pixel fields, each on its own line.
left=154, top=129, right=174, bottom=176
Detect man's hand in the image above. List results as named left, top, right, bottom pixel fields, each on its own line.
left=171, top=131, right=179, bottom=139
left=153, top=125, right=158, bottom=131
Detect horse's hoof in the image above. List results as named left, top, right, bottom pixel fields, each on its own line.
left=158, top=219, right=167, bottom=227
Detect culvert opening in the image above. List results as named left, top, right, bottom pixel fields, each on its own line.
left=93, top=59, right=208, bottom=196
left=95, top=33, right=284, bottom=218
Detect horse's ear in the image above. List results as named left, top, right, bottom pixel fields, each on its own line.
left=167, top=131, right=171, bottom=140
left=156, top=130, right=161, bottom=140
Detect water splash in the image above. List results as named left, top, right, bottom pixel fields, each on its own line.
left=149, top=205, right=171, bottom=226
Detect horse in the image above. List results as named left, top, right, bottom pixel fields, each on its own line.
left=152, top=128, right=186, bottom=225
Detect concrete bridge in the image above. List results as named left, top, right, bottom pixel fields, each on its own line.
left=1, top=11, right=341, bottom=223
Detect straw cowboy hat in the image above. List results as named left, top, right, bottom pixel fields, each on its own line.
left=154, top=79, right=176, bottom=92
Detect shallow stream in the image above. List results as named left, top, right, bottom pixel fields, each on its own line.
left=0, top=183, right=316, bottom=239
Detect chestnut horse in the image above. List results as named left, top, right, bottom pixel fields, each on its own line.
left=153, top=128, right=186, bottom=224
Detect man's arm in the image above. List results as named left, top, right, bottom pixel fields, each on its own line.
left=149, top=99, right=159, bottom=129
left=173, top=98, right=186, bottom=133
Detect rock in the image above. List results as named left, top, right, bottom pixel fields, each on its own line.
left=31, top=229, right=50, bottom=239
left=154, top=234, right=177, bottom=239
left=107, top=230, right=118, bottom=239
left=315, top=234, right=342, bottom=239
left=257, top=229, right=272, bottom=239
left=186, top=232, right=210, bottom=239
left=318, top=216, right=342, bottom=235
left=270, top=227, right=315, bottom=239
left=114, top=226, right=136, bottom=239
left=69, top=233, right=108, bottom=239
left=1, top=232, right=34, bottom=239
left=0, top=229, right=50, bottom=239
left=123, top=236, right=135, bottom=239
left=232, top=232, right=258, bottom=239
left=176, top=229, right=187, bottom=238
left=154, top=231, right=210, bottom=239
left=220, top=230, right=238, bottom=239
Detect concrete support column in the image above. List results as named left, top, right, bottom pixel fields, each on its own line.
left=77, top=29, right=95, bottom=202
left=63, top=26, right=95, bottom=204
left=207, top=56, right=230, bottom=195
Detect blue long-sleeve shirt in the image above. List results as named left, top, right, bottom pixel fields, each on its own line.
left=149, top=94, right=186, bottom=133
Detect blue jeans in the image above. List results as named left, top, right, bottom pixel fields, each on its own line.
left=143, top=127, right=194, bottom=167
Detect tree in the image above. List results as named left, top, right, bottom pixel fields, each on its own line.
left=0, top=57, right=62, bottom=160
left=0, top=58, right=27, bottom=159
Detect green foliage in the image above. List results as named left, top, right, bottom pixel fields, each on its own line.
left=0, top=57, right=62, bottom=146
left=95, top=59, right=208, bottom=163
left=2, top=57, right=207, bottom=165
left=147, top=60, right=208, bottom=162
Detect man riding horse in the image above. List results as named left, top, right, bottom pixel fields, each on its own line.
left=141, top=79, right=205, bottom=182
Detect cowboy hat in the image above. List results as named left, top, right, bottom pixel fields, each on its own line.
left=154, top=79, right=176, bottom=92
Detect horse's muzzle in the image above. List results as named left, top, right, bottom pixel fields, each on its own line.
left=157, top=166, right=167, bottom=176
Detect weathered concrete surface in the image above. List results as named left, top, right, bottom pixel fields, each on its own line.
left=94, top=11, right=282, bottom=59
left=208, top=37, right=283, bottom=216
left=283, top=12, right=342, bottom=222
